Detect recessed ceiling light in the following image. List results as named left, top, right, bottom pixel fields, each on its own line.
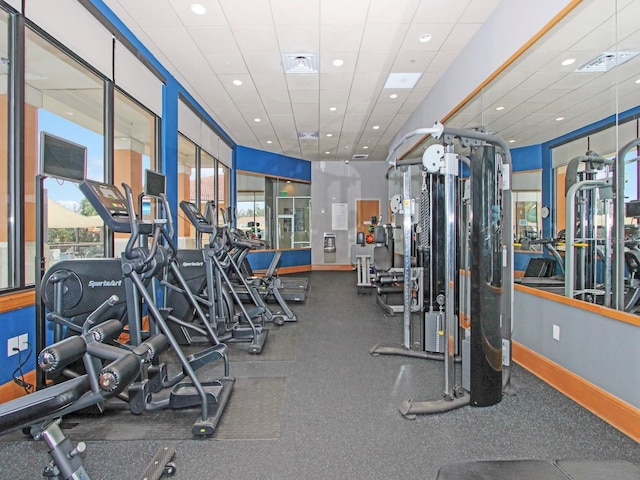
left=561, top=58, right=576, bottom=66
left=509, top=139, right=516, bottom=143
left=389, top=94, right=398, bottom=99
left=635, top=78, right=640, bottom=84
left=267, top=140, right=272, bottom=144
left=254, top=118, right=261, bottom=122
left=232, top=79, right=243, bottom=86
left=190, top=3, right=207, bottom=15
left=496, top=106, right=505, bottom=111
left=363, top=146, right=369, bottom=149
left=372, top=125, right=380, bottom=130
left=332, top=59, right=344, bottom=67
left=329, top=106, right=337, bottom=111
left=325, top=151, right=331, bottom=154
left=418, top=33, right=432, bottom=43
left=326, top=133, right=333, bottom=137
left=555, top=116, right=565, bottom=121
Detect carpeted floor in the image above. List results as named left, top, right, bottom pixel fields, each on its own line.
left=0, top=271, right=638, bottom=480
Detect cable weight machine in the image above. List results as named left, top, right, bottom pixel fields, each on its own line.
left=372, top=123, right=514, bottom=416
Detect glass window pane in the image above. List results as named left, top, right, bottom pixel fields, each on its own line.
left=218, top=163, right=230, bottom=226
left=26, top=28, right=105, bottom=280
left=177, top=133, right=196, bottom=247
left=114, top=89, right=157, bottom=256
left=0, top=11, right=9, bottom=288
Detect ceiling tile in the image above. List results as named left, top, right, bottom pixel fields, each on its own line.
left=143, top=27, right=200, bottom=54
left=189, top=26, right=239, bottom=55
left=219, top=0, right=274, bottom=25
left=111, top=0, right=181, bottom=28
left=366, top=0, right=420, bottom=24
left=320, top=24, right=365, bottom=52
left=360, top=23, right=407, bottom=53
left=204, top=53, right=248, bottom=74
left=320, top=0, right=370, bottom=25
left=276, top=25, right=320, bottom=52
left=412, top=0, right=470, bottom=24
left=242, top=53, right=284, bottom=75
left=252, top=73, right=288, bottom=91
left=271, top=0, right=320, bottom=25
left=168, top=0, right=228, bottom=27
left=286, top=74, right=320, bottom=91
left=232, top=25, right=280, bottom=53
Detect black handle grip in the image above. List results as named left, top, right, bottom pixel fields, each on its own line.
left=38, top=336, right=87, bottom=373
left=98, top=354, right=140, bottom=394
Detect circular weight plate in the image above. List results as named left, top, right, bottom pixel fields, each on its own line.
left=44, top=270, right=83, bottom=313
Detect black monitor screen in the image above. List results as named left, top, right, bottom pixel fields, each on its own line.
left=40, top=132, right=87, bottom=182
left=186, top=202, right=208, bottom=224
left=626, top=201, right=640, bottom=218
left=86, top=180, right=128, bottom=217
left=145, top=169, right=166, bottom=197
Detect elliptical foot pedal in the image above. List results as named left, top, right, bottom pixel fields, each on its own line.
left=170, top=381, right=224, bottom=409
left=138, top=446, right=176, bottom=480
left=191, top=377, right=234, bottom=437
left=248, top=328, right=268, bottom=354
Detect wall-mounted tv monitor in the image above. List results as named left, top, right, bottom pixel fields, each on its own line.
left=40, top=132, right=87, bottom=182
left=144, top=169, right=166, bottom=197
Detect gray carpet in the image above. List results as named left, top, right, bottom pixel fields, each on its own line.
left=1, top=271, right=639, bottom=480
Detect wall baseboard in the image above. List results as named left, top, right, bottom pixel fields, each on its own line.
left=513, top=341, right=640, bottom=442
left=312, top=264, right=353, bottom=271
left=0, top=370, right=36, bottom=403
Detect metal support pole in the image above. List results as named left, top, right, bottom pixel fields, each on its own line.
left=443, top=147, right=457, bottom=399
left=402, top=166, right=412, bottom=349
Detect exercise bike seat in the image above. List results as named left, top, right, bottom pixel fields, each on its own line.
left=0, top=375, right=90, bottom=435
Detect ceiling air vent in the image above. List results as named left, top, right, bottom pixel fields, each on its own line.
left=352, top=154, right=369, bottom=160
left=283, top=53, right=319, bottom=74
left=298, top=131, right=319, bottom=140
left=576, top=51, right=639, bottom=73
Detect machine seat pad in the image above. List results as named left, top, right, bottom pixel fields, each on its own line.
left=0, top=375, right=90, bottom=434
left=436, top=460, right=567, bottom=480
left=554, top=459, right=640, bottom=480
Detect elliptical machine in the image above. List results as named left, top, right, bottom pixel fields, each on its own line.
left=74, top=178, right=234, bottom=436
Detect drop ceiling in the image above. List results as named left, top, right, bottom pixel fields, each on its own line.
left=101, top=0, right=640, bottom=162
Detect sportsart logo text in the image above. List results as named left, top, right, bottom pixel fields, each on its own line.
left=182, top=261, right=204, bottom=268
left=88, top=280, right=123, bottom=288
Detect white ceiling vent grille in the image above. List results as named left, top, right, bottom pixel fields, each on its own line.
left=352, top=154, right=369, bottom=160
left=283, top=53, right=319, bottom=74
left=576, top=51, right=639, bottom=73
left=298, top=131, right=319, bottom=140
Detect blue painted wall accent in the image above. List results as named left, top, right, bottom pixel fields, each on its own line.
left=511, top=144, right=542, bottom=171
left=235, top=146, right=311, bottom=181
left=0, top=306, right=36, bottom=386
left=246, top=249, right=312, bottom=271
left=162, top=79, right=179, bottom=240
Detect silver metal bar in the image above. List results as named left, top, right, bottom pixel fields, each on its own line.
left=443, top=147, right=457, bottom=399
left=402, top=166, right=412, bottom=349
left=564, top=179, right=608, bottom=299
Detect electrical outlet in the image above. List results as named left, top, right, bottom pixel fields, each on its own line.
left=552, top=324, right=560, bottom=341
left=7, top=334, right=28, bottom=356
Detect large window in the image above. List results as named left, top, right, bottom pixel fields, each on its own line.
left=0, top=10, right=9, bottom=289
left=113, top=89, right=158, bottom=256
left=26, top=27, right=105, bottom=282
left=237, top=172, right=311, bottom=250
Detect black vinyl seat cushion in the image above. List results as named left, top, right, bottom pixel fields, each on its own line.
left=436, top=460, right=568, bottom=480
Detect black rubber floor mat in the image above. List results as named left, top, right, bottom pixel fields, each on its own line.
left=0, top=377, right=286, bottom=442
left=227, top=331, right=296, bottom=362
left=213, top=376, right=286, bottom=440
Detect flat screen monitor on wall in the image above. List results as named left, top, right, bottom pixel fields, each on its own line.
left=40, top=132, right=87, bottom=182
left=144, top=169, right=166, bottom=197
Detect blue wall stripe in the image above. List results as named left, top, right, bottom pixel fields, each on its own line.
left=236, top=146, right=311, bottom=181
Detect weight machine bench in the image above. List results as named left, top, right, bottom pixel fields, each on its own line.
left=436, top=459, right=640, bottom=480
